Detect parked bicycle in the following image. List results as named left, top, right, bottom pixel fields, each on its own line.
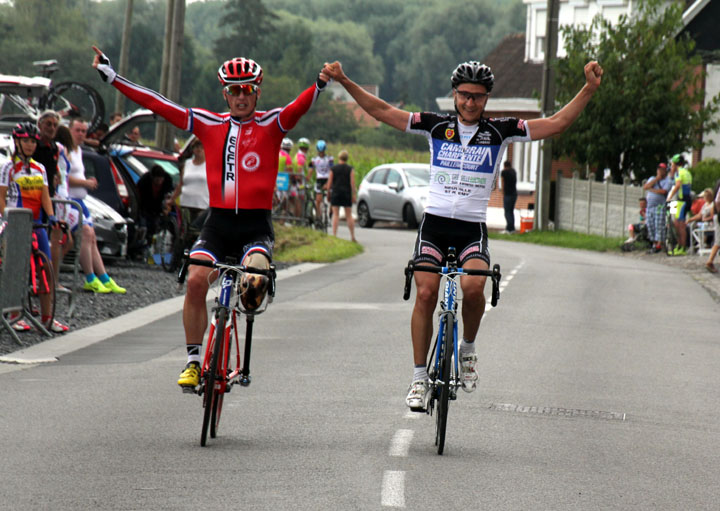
left=0, top=59, right=105, bottom=134
left=178, top=254, right=277, bottom=447
left=403, top=247, right=501, bottom=455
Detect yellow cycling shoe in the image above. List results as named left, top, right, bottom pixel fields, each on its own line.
left=178, top=362, right=200, bottom=390
left=103, top=277, right=126, bottom=294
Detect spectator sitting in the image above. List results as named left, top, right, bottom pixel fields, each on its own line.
left=83, top=122, right=109, bottom=148
left=705, top=178, right=720, bottom=273
left=136, top=164, right=175, bottom=249
left=688, top=187, right=715, bottom=250
left=624, top=196, right=647, bottom=245
left=124, top=126, right=142, bottom=145
left=109, top=112, right=123, bottom=126
left=65, top=118, right=126, bottom=294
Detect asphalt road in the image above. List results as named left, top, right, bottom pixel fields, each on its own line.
left=1, top=224, right=719, bottom=510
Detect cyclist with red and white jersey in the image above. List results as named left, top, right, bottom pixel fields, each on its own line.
left=323, top=58, right=603, bottom=410
left=92, top=46, right=330, bottom=390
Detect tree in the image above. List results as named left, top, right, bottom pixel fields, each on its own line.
left=214, top=0, right=278, bottom=61
left=554, top=0, right=720, bottom=183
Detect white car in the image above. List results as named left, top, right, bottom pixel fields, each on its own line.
left=356, top=163, right=430, bottom=228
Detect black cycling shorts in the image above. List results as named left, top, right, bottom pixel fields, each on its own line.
left=190, top=207, right=274, bottom=263
left=412, top=213, right=489, bottom=266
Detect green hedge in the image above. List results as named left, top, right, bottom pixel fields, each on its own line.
left=692, top=158, right=720, bottom=193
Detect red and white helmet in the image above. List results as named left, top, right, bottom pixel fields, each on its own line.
left=218, top=57, right=263, bottom=86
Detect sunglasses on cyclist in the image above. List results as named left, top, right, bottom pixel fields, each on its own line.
left=454, top=89, right=490, bottom=102
left=224, top=84, right=259, bottom=96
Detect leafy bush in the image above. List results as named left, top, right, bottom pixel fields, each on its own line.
left=691, top=158, right=720, bottom=193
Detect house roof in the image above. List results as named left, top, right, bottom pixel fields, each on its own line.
left=482, top=33, right=543, bottom=100
left=680, top=0, right=720, bottom=59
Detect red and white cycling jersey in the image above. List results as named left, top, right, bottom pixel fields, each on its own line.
left=111, top=75, right=323, bottom=211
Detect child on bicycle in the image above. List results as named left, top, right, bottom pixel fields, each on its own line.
left=0, top=122, right=68, bottom=333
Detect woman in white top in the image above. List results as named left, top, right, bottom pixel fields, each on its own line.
left=169, top=137, right=209, bottom=245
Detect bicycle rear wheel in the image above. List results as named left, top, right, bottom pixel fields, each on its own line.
left=201, top=308, right=227, bottom=446
left=46, top=81, right=105, bottom=135
left=26, top=250, right=56, bottom=327
left=435, top=314, right=453, bottom=455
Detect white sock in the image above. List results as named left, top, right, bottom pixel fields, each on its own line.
left=459, top=338, right=475, bottom=355
left=413, top=365, right=428, bottom=382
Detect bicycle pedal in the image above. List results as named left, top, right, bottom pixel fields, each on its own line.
left=239, top=375, right=252, bottom=387
left=181, top=385, right=198, bottom=395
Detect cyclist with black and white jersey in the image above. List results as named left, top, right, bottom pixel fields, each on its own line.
left=92, top=46, right=330, bottom=390
left=323, top=58, right=603, bottom=410
left=310, top=139, right=334, bottom=219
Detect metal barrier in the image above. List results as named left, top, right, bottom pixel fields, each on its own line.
left=51, top=198, right=83, bottom=318
left=0, top=208, right=51, bottom=344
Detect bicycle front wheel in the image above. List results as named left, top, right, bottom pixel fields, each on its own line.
left=201, top=308, right=227, bottom=446
left=435, top=314, right=453, bottom=455
left=26, top=249, right=56, bottom=327
left=211, top=313, right=232, bottom=439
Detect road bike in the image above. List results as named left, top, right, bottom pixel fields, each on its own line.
left=403, top=247, right=501, bottom=455
left=178, top=255, right=276, bottom=447
left=0, top=59, right=105, bottom=134
left=310, top=187, right=330, bottom=233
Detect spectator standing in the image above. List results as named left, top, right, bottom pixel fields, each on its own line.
left=136, top=164, right=175, bottom=248
left=500, top=160, right=517, bottom=233
left=667, top=154, right=692, bottom=255
left=109, top=112, right=123, bottom=125
left=706, top=178, right=720, bottom=273
left=327, top=149, right=357, bottom=242
left=66, top=118, right=126, bottom=294
left=169, top=137, right=209, bottom=240
left=643, top=162, right=672, bottom=253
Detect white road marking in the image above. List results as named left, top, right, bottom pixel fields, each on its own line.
left=381, top=470, right=406, bottom=508
left=389, top=429, right=414, bottom=457
left=403, top=410, right=420, bottom=419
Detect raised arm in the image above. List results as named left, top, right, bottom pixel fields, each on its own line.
left=526, top=61, right=603, bottom=141
left=322, top=61, right=410, bottom=132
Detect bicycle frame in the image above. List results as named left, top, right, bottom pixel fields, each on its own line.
left=403, top=247, right=501, bottom=454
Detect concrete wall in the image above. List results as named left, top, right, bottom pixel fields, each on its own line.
left=555, top=173, right=644, bottom=238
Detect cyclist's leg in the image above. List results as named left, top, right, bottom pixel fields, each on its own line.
left=240, top=245, right=272, bottom=311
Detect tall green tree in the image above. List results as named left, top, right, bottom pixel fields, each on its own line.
left=554, top=0, right=720, bottom=183
left=214, top=0, right=278, bottom=62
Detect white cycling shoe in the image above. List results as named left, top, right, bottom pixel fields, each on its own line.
left=459, top=352, right=478, bottom=393
left=405, top=380, right=429, bottom=411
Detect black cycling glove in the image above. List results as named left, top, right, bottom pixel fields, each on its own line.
left=95, top=51, right=117, bottom=83
left=316, top=74, right=328, bottom=90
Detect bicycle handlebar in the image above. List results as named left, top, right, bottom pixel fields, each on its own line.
left=403, top=260, right=502, bottom=307
left=177, top=254, right=277, bottom=298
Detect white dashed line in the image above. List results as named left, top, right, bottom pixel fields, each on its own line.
left=389, top=429, right=414, bottom=457
left=381, top=470, right=406, bottom=508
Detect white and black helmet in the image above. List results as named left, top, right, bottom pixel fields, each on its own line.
left=451, top=61, right=494, bottom=92
left=281, top=138, right=293, bottom=151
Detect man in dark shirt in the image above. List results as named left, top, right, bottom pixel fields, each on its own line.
left=500, top=160, right=517, bottom=233
left=33, top=110, right=61, bottom=196
left=136, top=164, right=174, bottom=247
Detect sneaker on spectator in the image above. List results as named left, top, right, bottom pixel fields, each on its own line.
left=11, top=319, right=31, bottom=332
left=459, top=352, right=479, bottom=393
left=405, top=380, right=429, bottom=411
left=83, top=277, right=110, bottom=293
left=103, top=278, right=126, bottom=294
left=45, top=319, right=69, bottom=333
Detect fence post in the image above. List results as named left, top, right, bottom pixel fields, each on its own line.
left=587, top=174, right=593, bottom=234
left=603, top=179, right=609, bottom=237
left=621, top=178, right=628, bottom=238
left=570, top=172, right=577, bottom=232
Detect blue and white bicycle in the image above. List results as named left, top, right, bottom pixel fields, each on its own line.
left=403, top=247, right=501, bottom=454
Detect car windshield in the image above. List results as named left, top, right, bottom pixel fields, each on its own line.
left=125, top=154, right=180, bottom=185
left=404, top=167, right=430, bottom=187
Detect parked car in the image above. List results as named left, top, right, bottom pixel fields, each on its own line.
left=82, top=109, right=186, bottom=256
left=356, top=163, right=430, bottom=228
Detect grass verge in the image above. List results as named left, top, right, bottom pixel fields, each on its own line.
left=489, top=229, right=624, bottom=252
left=273, top=223, right=364, bottom=263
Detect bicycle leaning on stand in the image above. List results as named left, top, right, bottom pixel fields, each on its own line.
left=177, top=254, right=277, bottom=447
left=402, top=247, right=501, bottom=455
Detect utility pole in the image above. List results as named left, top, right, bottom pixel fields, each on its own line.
left=115, top=0, right=133, bottom=116
left=535, top=0, right=560, bottom=230
left=156, top=0, right=185, bottom=151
